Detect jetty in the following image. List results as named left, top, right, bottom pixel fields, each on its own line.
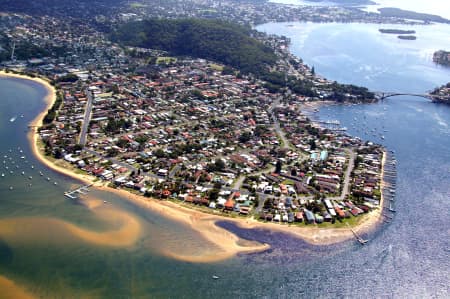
left=347, top=223, right=368, bottom=245
left=64, top=183, right=93, bottom=199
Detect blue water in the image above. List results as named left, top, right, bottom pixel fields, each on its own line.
left=1, top=20, right=450, bottom=297
left=251, top=22, right=450, bottom=297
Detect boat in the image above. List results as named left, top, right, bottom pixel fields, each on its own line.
left=1, top=173, right=4, bottom=177
left=28, top=176, right=32, bottom=180
left=9, top=116, right=17, bottom=122
left=212, top=275, right=220, bottom=279
left=54, top=182, right=58, bottom=185
left=39, top=171, right=43, bottom=176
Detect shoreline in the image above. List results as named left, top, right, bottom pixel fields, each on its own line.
left=1, top=72, right=386, bottom=262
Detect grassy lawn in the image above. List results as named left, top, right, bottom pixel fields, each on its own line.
left=156, top=57, right=177, bottom=64
left=209, top=63, right=223, bottom=71
left=129, top=2, right=147, bottom=8
left=281, top=179, right=295, bottom=185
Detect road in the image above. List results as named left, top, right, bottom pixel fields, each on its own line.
left=269, top=98, right=292, bottom=150
left=328, top=149, right=356, bottom=201
left=79, top=89, right=94, bottom=146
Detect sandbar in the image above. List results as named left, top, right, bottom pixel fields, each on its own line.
left=0, top=197, right=142, bottom=247
left=0, top=275, right=36, bottom=299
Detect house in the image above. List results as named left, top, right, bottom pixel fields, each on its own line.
left=304, top=209, right=315, bottom=224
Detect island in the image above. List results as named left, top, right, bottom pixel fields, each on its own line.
left=433, top=50, right=450, bottom=66
left=379, top=29, right=416, bottom=35
left=397, top=35, right=417, bottom=40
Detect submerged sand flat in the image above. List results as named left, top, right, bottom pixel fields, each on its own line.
left=0, top=198, right=142, bottom=248
left=0, top=275, right=36, bottom=299
left=102, top=187, right=270, bottom=263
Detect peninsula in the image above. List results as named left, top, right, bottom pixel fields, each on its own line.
left=0, top=6, right=393, bottom=249
left=378, top=7, right=450, bottom=24
left=1, top=20, right=390, bottom=247
left=431, top=82, right=450, bottom=104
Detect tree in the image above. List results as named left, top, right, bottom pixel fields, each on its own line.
left=275, top=160, right=282, bottom=174
left=214, top=158, right=226, bottom=171
left=291, top=168, right=297, bottom=177
left=239, top=131, right=252, bottom=143
left=208, top=189, right=220, bottom=201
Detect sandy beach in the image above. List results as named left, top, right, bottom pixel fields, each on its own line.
left=0, top=71, right=105, bottom=187
left=1, top=72, right=386, bottom=263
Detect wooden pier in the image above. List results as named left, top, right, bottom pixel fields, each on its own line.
left=64, top=184, right=93, bottom=199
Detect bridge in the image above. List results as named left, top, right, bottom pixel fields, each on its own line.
left=374, top=92, right=447, bottom=102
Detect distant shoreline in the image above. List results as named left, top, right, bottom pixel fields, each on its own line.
left=0, top=72, right=387, bottom=263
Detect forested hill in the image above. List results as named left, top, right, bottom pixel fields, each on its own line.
left=111, top=19, right=277, bottom=75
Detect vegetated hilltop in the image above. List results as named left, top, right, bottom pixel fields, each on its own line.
left=112, top=18, right=374, bottom=102
left=433, top=50, right=450, bottom=66
left=111, top=18, right=277, bottom=76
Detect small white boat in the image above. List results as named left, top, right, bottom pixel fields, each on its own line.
left=212, top=275, right=219, bottom=279
left=1, top=173, right=4, bottom=177
left=54, top=182, right=58, bottom=185
left=9, top=116, right=17, bottom=122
